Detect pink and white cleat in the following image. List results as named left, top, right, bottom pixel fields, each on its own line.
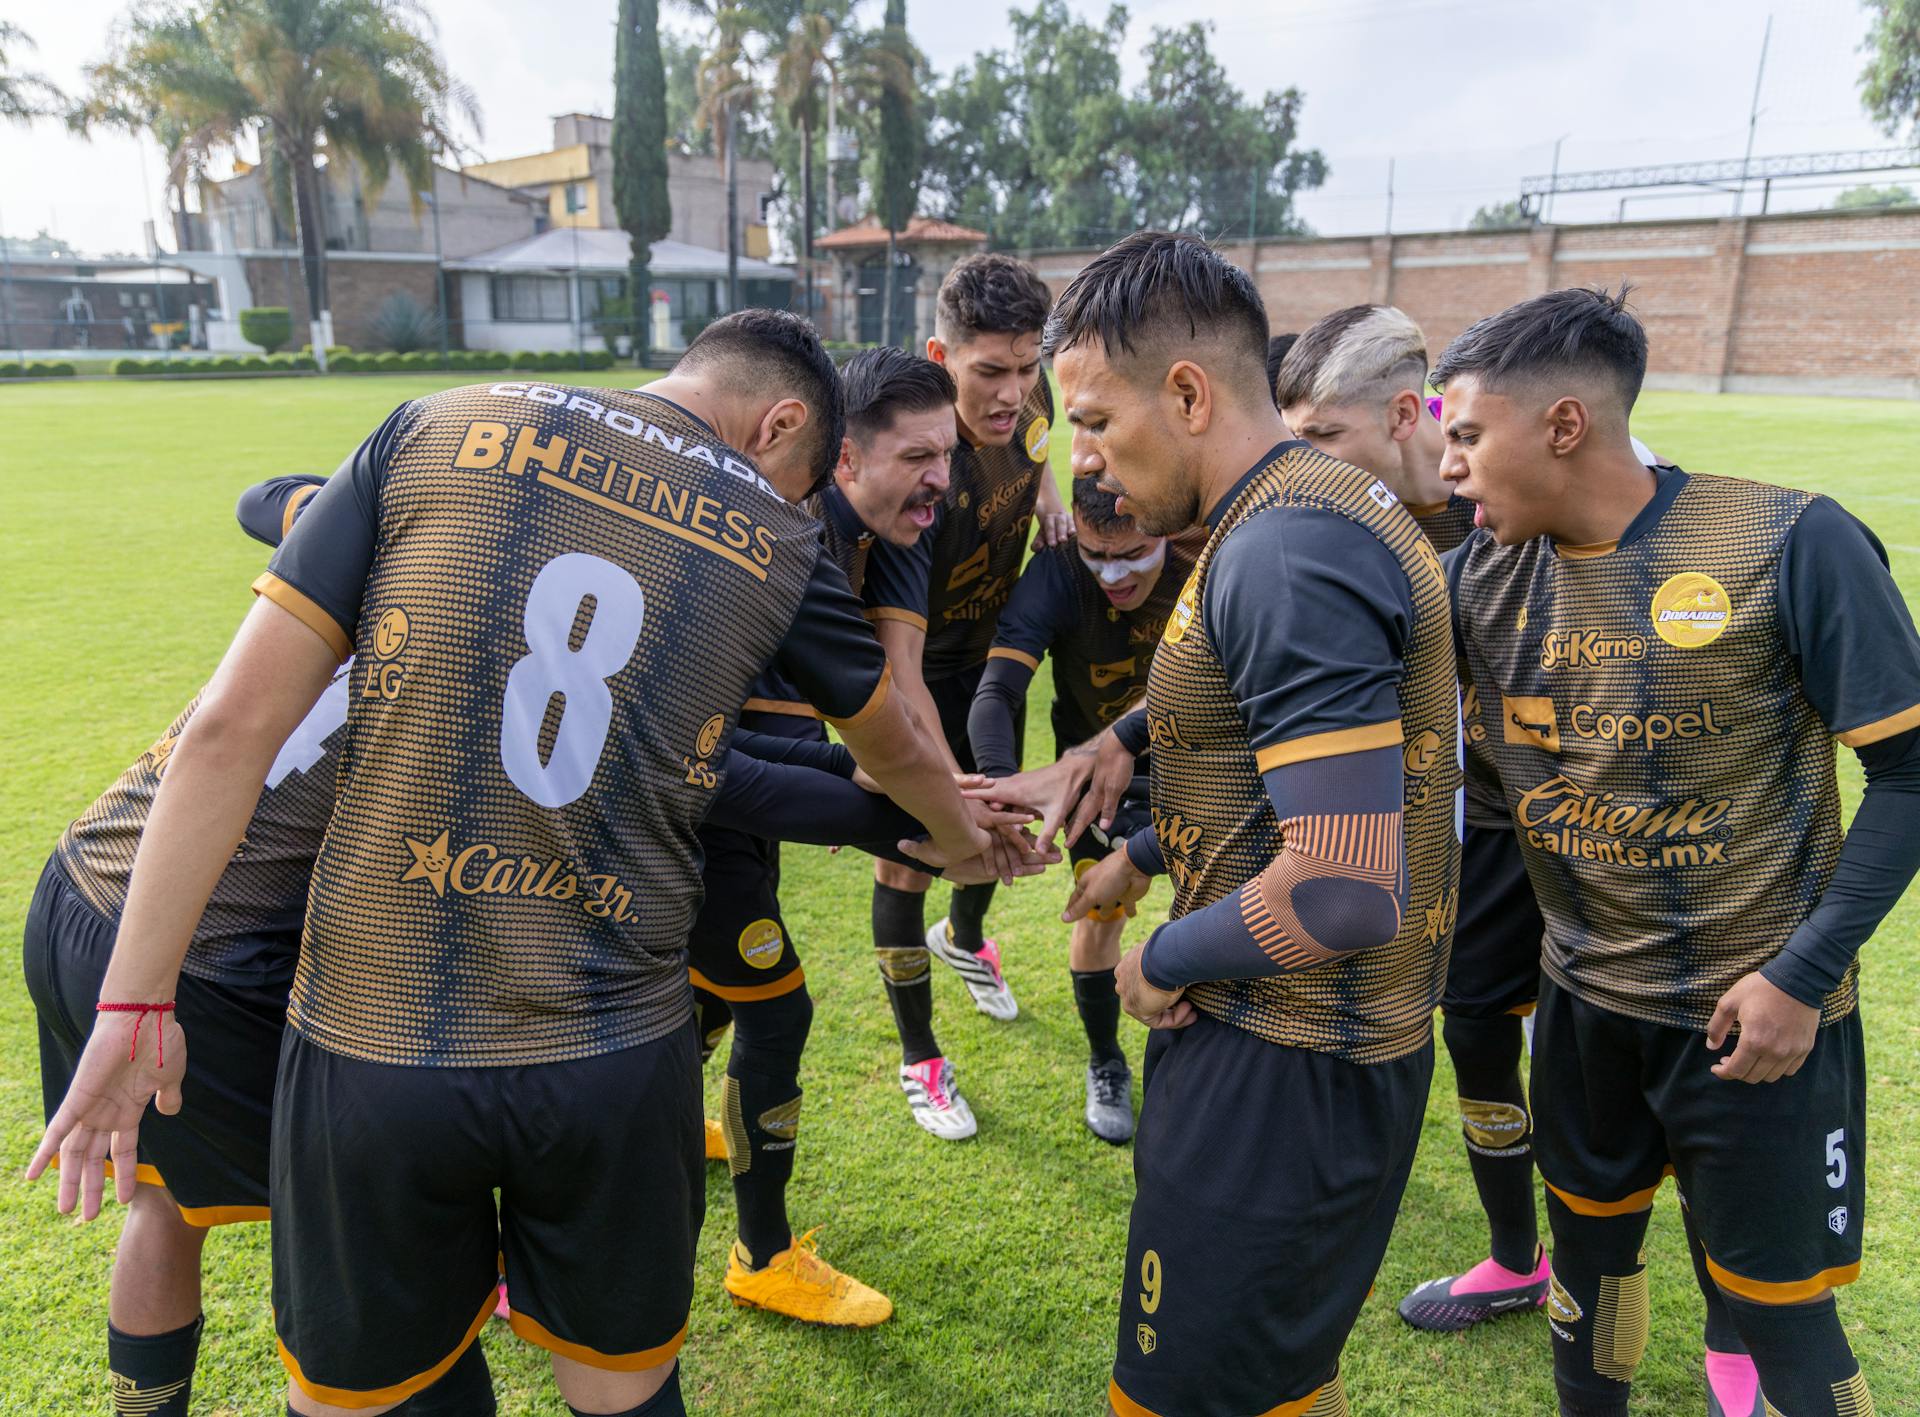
left=1397, top=1247, right=1551, bottom=1331
left=898, top=1056, right=978, bottom=1140
left=1705, top=1351, right=1766, bottom=1417
left=926, top=919, right=1018, bottom=1020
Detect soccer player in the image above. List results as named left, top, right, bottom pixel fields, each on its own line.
left=688, top=346, right=956, bottom=1325
left=31, top=310, right=995, bottom=1417
left=1440, top=285, right=1920, bottom=1417
left=1278, top=304, right=1551, bottom=1327
left=966, top=476, right=1196, bottom=1141
left=1032, top=232, right=1460, bottom=1417
left=867, top=252, right=1063, bottom=1139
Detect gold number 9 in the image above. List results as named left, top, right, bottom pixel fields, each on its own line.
left=1139, top=1248, right=1162, bottom=1315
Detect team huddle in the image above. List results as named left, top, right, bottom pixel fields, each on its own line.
left=23, top=234, right=1920, bottom=1417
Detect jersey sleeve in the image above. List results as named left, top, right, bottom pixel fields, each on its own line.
left=236, top=474, right=329, bottom=547
left=771, top=544, right=893, bottom=727
left=255, top=402, right=416, bottom=661
left=987, top=548, right=1076, bottom=671
left=861, top=522, right=934, bottom=630
left=1778, top=497, right=1920, bottom=747
left=1206, top=506, right=1412, bottom=769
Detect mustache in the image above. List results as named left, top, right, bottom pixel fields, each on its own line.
left=905, top=488, right=944, bottom=510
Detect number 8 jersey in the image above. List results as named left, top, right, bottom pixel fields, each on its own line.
left=258, top=385, right=890, bottom=1067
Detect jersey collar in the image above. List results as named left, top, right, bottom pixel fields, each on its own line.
left=1205, top=440, right=1308, bottom=530
left=1553, top=465, right=1689, bottom=560
left=819, top=482, right=872, bottom=543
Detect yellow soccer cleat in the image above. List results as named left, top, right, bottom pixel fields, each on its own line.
left=704, top=1117, right=728, bottom=1161
left=723, top=1228, right=894, bottom=1327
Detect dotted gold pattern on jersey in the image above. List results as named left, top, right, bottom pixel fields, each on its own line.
left=289, top=385, right=824, bottom=1067
left=923, top=377, right=1053, bottom=680
left=1454, top=474, right=1852, bottom=1032
left=1149, top=445, right=1461, bottom=1063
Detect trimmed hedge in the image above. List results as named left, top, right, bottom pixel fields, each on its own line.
left=1, top=360, right=78, bottom=378
left=99, top=348, right=607, bottom=377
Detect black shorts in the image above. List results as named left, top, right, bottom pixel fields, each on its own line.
left=1110, top=1014, right=1432, bottom=1416
left=1068, top=788, right=1152, bottom=869
left=23, top=855, right=288, bottom=1225
left=927, top=661, right=1025, bottom=775
left=271, top=1022, right=703, bottom=1406
left=1532, top=975, right=1866, bottom=1303
left=688, top=828, right=803, bottom=1005
left=1442, top=825, right=1544, bottom=1019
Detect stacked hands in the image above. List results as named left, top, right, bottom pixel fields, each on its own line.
left=906, top=724, right=1195, bottom=1031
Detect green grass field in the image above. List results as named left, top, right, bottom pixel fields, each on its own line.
left=2, top=374, right=1918, bottom=1415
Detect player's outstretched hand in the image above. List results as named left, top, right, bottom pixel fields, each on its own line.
left=1115, top=943, right=1192, bottom=1029
left=25, top=1008, right=186, bottom=1220
left=897, top=827, right=1061, bottom=885
left=1705, top=971, right=1820, bottom=1084
left=1063, top=846, right=1151, bottom=923
left=1063, top=726, right=1137, bottom=848
left=962, top=755, right=1094, bottom=846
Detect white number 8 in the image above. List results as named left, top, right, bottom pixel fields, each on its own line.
left=500, top=553, right=645, bottom=808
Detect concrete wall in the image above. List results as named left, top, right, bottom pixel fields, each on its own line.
left=1022, top=206, right=1920, bottom=398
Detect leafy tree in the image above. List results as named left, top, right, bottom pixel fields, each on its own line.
left=763, top=0, right=850, bottom=320
left=0, top=23, right=65, bottom=125
left=663, top=32, right=711, bottom=154
left=1832, top=181, right=1916, bottom=208
left=1469, top=199, right=1529, bottom=230
left=920, top=3, right=1325, bottom=249
left=1859, top=0, right=1920, bottom=137
left=690, top=3, right=760, bottom=308
left=615, top=0, right=672, bottom=367
left=81, top=0, right=475, bottom=364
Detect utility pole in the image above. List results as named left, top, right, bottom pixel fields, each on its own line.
left=1733, top=13, right=1773, bottom=217
left=725, top=103, right=740, bottom=313
left=1544, top=133, right=1570, bottom=223
left=1384, top=158, right=1394, bottom=235
left=428, top=176, right=448, bottom=365
left=826, top=76, right=839, bottom=233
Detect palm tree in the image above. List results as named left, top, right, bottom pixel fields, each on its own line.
left=81, top=0, right=477, bottom=362
left=692, top=3, right=757, bottom=312
left=0, top=22, right=66, bottom=125
left=763, top=0, right=850, bottom=324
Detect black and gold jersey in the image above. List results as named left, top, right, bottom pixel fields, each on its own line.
left=258, top=384, right=889, bottom=1067
left=1451, top=467, right=1920, bottom=1031
left=1146, top=442, right=1461, bottom=1063
left=987, top=533, right=1199, bottom=753
left=53, top=661, right=353, bottom=987
left=1407, top=495, right=1477, bottom=555
left=895, top=377, right=1054, bottom=681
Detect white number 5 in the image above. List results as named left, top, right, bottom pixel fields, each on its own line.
left=500, top=553, right=645, bottom=808
left=1825, top=1128, right=1847, bottom=1189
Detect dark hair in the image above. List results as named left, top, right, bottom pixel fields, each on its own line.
left=1265, top=333, right=1299, bottom=408
left=1042, top=231, right=1269, bottom=384
left=1070, top=474, right=1135, bottom=535
left=1429, top=285, right=1647, bottom=412
left=842, top=346, right=956, bottom=443
left=680, top=308, right=845, bottom=485
left=935, top=253, right=1053, bottom=344
left=1275, top=304, right=1428, bottom=413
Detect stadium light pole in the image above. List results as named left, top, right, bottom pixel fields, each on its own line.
left=1733, top=13, right=1773, bottom=217
left=1544, top=134, right=1571, bottom=223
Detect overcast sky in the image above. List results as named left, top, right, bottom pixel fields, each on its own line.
left=1, top=0, right=1906, bottom=255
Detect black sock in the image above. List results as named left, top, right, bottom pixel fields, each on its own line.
left=109, top=1315, right=201, bottom=1417
left=693, top=986, right=733, bottom=1066
left=395, top=1337, right=496, bottom=1415
left=947, top=881, right=996, bottom=953
left=1677, top=1190, right=1748, bottom=1355
left=723, top=987, right=812, bottom=1269
left=1543, top=1191, right=1651, bottom=1417
left=873, top=883, right=938, bottom=1064
left=567, top=1361, right=684, bottom=1416
left=1441, top=1010, right=1539, bottom=1274
left=1724, top=1292, right=1871, bottom=1415
left=1071, top=968, right=1124, bottom=1066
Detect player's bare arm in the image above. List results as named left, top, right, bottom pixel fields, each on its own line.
left=28, top=596, right=338, bottom=1217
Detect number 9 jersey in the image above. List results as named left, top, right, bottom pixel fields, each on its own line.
left=257, top=384, right=890, bottom=1068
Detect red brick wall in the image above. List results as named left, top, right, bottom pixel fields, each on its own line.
left=1021, top=206, right=1920, bottom=397
left=243, top=255, right=443, bottom=351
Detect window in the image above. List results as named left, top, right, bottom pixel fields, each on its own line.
left=576, top=275, right=626, bottom=321
left=564, top=182, right=588, bottom=215
left=489, top=275, right=571, bottom=322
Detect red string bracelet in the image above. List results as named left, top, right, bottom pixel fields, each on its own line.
left=96, top=1002, right=176, bottom=1066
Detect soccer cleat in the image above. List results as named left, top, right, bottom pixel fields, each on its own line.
left=926, top=918, right=1019, bottom=1020
left=1397, top=1247, right=1551, bottom=1331
left=1705, top=1351, right=1765, bottom=1417
left=1084, top=1059, right=1135, bottom=1144
left=899, top=1057, right=977, bottom=1140
left=493, top=1282, right=511, bottom=1321
left=724, top=1229, right=895, bottom=1327
left=704, top=1117, right=728, bottom=1162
